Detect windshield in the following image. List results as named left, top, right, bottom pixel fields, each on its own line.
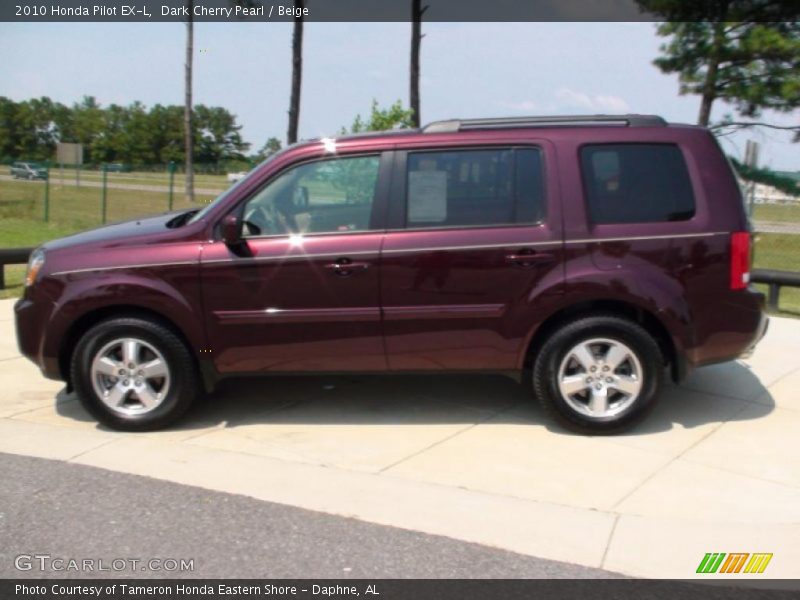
left=187, top=148, right=292, bottom=225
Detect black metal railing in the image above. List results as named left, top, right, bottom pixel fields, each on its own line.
left=751, top=268, right=800, bottom=311
left=0, top=247, right=34, bottom=290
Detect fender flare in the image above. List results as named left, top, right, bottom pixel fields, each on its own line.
left=43, top=275, right=206, bottom=378
left=518, top=269, right=693, bottom=373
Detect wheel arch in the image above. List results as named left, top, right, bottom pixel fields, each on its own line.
left=58, top=304, right=214, bottom=392
left=522, top=299, right=685, bottom=383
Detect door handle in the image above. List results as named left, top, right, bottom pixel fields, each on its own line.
left=505, top=250, right=555, bottom=268
left=324, top=258, right=370, bottom=276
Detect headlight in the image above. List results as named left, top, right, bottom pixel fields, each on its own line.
left=25, top=249, right=45, bottom=287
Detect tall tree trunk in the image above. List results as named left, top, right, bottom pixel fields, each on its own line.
left=409, top=0, right=424, bottom=128
left=698, top=20, right=726, bottom=127
left=287, top=0, right=304, bottom=145
left=184, top=0, right=194, bottom=203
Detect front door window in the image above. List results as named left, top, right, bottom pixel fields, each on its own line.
left=241, top=155, right=381, bottom=237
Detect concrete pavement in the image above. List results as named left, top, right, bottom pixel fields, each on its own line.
left=0, top=452, right=621, bottom=578
left=754, top=221, right=800, bottom=235
left=1, top=297, right=799, bottom=581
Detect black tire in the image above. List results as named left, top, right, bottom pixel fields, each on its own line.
left=532, top=315, right=663, bottom=434
left=71, top=317, right=200, bottom=431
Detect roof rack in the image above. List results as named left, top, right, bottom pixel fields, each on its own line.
left=422, top=114, right=667, bottom=133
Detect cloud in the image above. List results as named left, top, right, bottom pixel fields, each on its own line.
left=499, top=100, right=539, bottom=112
left=555, top=88, right=631, bottom=112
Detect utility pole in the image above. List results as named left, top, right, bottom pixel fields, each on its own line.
left=410, top=0, right=427, bottom=128
left=184, top=0, right=195, bottom=203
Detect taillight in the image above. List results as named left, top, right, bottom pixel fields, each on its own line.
left=730, top=231, right=751, bottom=290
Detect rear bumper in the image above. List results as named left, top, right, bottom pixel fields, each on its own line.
left=689, top=287, right=768, bottom=369
left=739, top=310, right=768, bottom=359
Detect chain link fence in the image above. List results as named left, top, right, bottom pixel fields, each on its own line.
left=0, top=162, right=240, bottom=229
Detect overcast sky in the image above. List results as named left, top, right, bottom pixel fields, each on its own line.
left=1, top=21, right=798, bottom=169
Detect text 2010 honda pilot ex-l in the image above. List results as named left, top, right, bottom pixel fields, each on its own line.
left=15, top=115, right=767, bottom=433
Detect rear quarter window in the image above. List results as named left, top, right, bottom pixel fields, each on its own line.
left=580, top=143, right=695, bottom=224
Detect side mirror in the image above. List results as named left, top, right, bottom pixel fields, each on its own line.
left=221, top=214, right=242, bottom=246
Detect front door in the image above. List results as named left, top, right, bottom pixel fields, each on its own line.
left=201, top=152, right=391, bottom=374
left=380, top=144, right=563, bottom=371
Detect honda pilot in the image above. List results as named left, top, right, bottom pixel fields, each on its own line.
left=15, top=114, right=767, bottom=433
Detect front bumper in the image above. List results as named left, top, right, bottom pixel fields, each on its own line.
left=15, top=296, right=61, bottom=380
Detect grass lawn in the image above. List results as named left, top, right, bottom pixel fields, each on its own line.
left=753, top=232, right=800, bottom=316
left=0, top=177, right=217, bottom=299
left=0, top=218, right=83, bottom=246
left=0, top=265, right=25, bottom=300
left=752, top=232, right=800, bottom=271
left=0, top=219, right=87, bottom=299
left=0, top=178, right=216, bottom=231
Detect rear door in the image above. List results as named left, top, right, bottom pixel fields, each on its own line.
left=380, top=143, right=564, bottom=371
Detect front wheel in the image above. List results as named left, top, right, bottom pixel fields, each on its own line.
left=71, top=317, right=200, bottom=431
left=532, top=315, right=663, bottom=434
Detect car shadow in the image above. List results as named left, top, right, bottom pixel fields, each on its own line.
left=55, top=360, right=775, bottom=436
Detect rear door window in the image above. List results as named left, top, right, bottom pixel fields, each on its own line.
left=580, top=144, right=695, bottom=224
left=405, top=148, right=545, bottom=229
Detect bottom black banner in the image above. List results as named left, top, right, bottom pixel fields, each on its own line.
left=3, top=579, right=799, bottom=600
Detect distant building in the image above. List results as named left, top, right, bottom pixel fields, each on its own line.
left=747, top=171, right=800, bottom=204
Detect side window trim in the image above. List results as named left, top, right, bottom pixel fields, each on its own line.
left=387, top=145, right=547, bottom=232
left=219, top=150, right=394, bottom=241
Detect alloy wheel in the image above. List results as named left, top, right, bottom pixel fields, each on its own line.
left=90, top=337, right=171, bottom=417
left=556, top=337, right=643, bottom=419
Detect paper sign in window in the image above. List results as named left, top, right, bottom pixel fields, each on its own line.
left=408, top=170, right=447, bottom=222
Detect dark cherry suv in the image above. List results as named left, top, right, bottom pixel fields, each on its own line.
left=15, top=115, right=767, bottom=433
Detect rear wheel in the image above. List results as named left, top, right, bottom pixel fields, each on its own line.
left=532, top=315, right=663, bottom=434
left=71, top=317, right=200, bottom=431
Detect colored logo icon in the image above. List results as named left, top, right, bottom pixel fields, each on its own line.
left=697, top=553, right=773, bottom=574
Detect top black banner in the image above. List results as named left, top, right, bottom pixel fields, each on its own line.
left=3, top=0, right=800, bottom=22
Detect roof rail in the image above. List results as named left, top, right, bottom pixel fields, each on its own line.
left=422, top=114, right=667, bottom=133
